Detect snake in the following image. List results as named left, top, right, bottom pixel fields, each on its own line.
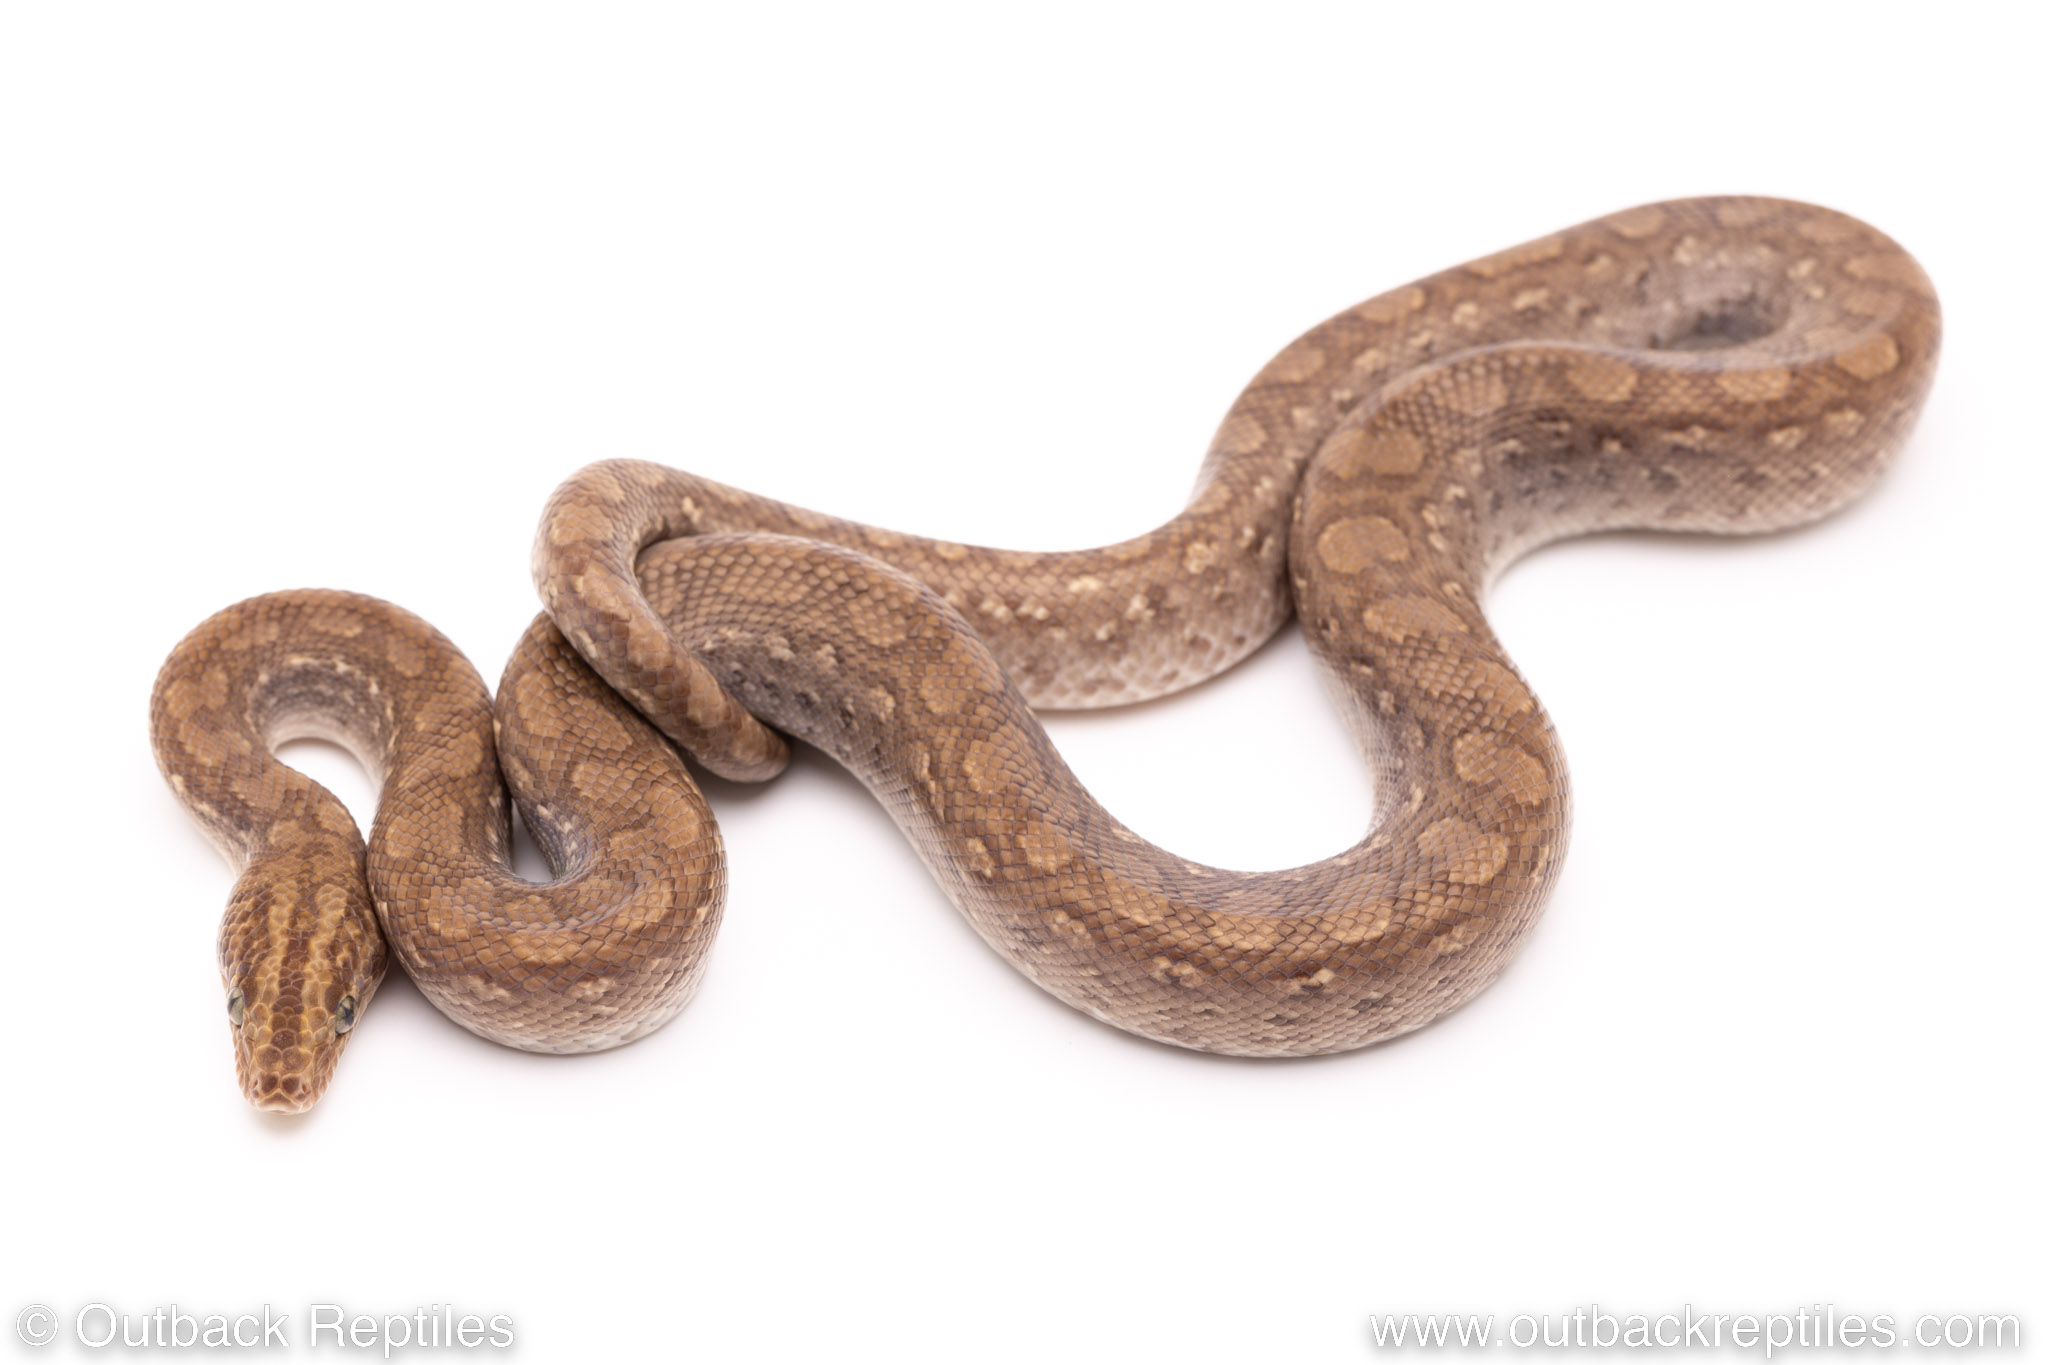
left=150, top=196, right=1939, bottom=1112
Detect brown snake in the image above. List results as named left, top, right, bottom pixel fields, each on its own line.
left=150, top=196, right=1939, bottom=1111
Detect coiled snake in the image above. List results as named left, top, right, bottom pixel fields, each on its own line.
left=150, top=197, right=1940, bottom=1111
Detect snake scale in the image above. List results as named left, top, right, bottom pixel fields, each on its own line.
left=151, top=197, right=1939, bottom=1112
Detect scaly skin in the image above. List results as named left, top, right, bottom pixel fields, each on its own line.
left=152, top=197, right=1938, bottom=1103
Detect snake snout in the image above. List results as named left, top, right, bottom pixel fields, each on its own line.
left=238, top=1031, right=328, bottom=1114
left=247, top=1070, right=318, bottom=1114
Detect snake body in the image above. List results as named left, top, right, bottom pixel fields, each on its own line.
left=151, top=197, right=1939, bottom=1110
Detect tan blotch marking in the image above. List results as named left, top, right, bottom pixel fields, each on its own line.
left=441, top=726, right=487, bottom=776
left=1330, top=906, right=1396, bottom=946
left=380, top=633, right=426, bottom=679
left=643, top=782, right=703, bottom=849
left=309, top=614, right=365, bottom=639
left=930, top=541, right=969, bottom=561
left=1845, top=253, right=1922, bottom=287
left=1066, top=575, right=1104, bottom=595
left=313, top=882, right=353, bottom=930
left=546, top=499, right=617, bottom=546
left=1316, top=516, right=1410, bottom=573
left=1362, top=595, right=1466, bottom=642
left=1325, top=426, right=1427, bottom=479
left=961, top=837, right=997, bottom=880
left=1264, top=344, right=1326, bottom=383
left=961, top=738, right=1008, bottom=795
left=918, top=637, right=983, bottom=716
left=1204, top=913, right=1285, bottom=956
left=1044, top=909, right=1090, bottom=944
left=1824, top=408, right=1865, bottom=435
left=313, top=799, right=357, bottom=836
left=1714, top=200, right=1775, bottom=228
left=461, top=974, right=512, bottom=1002
left=1431, top=922, right=1480, bottom=957
left=1467, top=234, right=1565, bottom=279
left=581, top=465, right=630, bottom=500
left=1834, top=332, right=1900, bottom=380
left=1417, top=817, right=1510, bottom=886
left=865, top=687, right=896, bottom=720
left=1215, top=413, right=1267, bottom=455
left=1565, top=353, right=1640, bottom=404
left=1767, top=425, right=1807, bottom=451
left=1276, top=966, right=1338, bottom=994
left=1018, top=822, right=1071, bottom=873
left=1715, top=367, right=1793, bottom=403
left=1452, top=731, right=1547, bottom=804
left=1424, top=657, right=1534, bottom=715
left=1360, top=286, right=1426, bottom=323
left=1512, top=286, right=1550, bottom=311
left=682, top=663, right=739, bottom=731
left=1124, top=594, right=1154, bottom=623
left=844, top=591, right=910, bottom=648
left=1182, top=541, right=1219, bottom=574
left=163, top=668, right=227, bottom=721
left=1797, top=215, right=1863, bottom=244
left=1452, top=370, right=1510, bottom=415
left=1608, top=204, right=1667, bottom=238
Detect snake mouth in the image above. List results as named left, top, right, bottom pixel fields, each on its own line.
left=247, top=1072, right=319, bottom=1114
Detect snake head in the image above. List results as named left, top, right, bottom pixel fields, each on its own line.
left=219, top=863, right=389, bottom=1114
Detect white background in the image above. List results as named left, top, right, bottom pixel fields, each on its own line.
left=2, top=4, right=2040, bottom=1362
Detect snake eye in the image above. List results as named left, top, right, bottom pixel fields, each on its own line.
left=334, top=995, right=357, bottom=1036
left=226, top=986, right=247, bottom=1028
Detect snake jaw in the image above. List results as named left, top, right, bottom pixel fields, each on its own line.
left=246, top=1067, right=319, bottom=1115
